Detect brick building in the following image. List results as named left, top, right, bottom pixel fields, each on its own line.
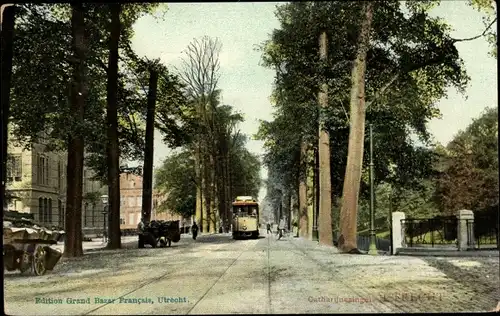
left=119, top=172, right=187, bottom=229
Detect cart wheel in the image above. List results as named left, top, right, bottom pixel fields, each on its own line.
left=32, top=245, right=47, bottom=276
left=19, top=252, right=32, bottom=274
left=3, top=245, right=18, bottom=271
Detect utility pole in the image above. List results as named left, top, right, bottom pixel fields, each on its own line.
left=368, top=124, right=378, bottom=255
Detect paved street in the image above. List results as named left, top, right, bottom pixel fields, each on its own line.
left=4, top=230, right=499, bottom=314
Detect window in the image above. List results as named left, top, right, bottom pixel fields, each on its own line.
left=58, top=162, right=62, bottom=191
left=120, top=218, right=125, bottom=225
left=58, top=200, right=63, bottom=227
left=83, top=170, right=87, bottom=192
left=83, top=203, right=88, bottom=227
left=37, top=155, right=49, bottom=185
left=6, top=154, right=22, bottom=182
left=43, top=198, right=48, bottom=223
left=128, top=213, right=135, bottom=225
left=48, top=199, right=52, bottom=223
left=136, top=196, right=142, bottom=208
left=120, top=196, right=125, bottom=206
left=38, top=198, right=43, bottom=223
left=128, top=196, right=135, bottom=207
left=45, top=158, right=49, bottom=185
left=92, top=203, right=96, bottom=226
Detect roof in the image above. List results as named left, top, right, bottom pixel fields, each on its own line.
left=232, top=201, right=259, bottom=206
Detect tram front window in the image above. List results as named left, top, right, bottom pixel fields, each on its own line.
left=232, top=206, right=258, bottom=217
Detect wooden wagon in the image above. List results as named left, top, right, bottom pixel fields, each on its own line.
left=4, top=219, right=65, bottom=276
left=137, top=220, right=181, bottom=248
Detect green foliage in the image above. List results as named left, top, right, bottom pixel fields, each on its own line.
left=257, top=1, right=470, bottom=205
left=468, top=0, right=497, bottom=58
left=9, top=4, right=186, bottom=184
left=154, top=99, right=261, bottom=217
left=435, top=107, right=499, bottom=214
left=155, top=150, right=196, bottom=218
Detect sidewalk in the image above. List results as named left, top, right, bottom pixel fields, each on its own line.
left=50, top=236, right=138, bottom=253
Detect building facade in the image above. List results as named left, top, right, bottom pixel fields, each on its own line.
left=119, top=172, right=187, bottom=228
left=5, top=131, right=107, bottom=230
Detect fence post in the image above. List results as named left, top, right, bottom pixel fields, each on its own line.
left=391, top=212, right=405, bottom=255
left=457, top=210, right=474, bottom=251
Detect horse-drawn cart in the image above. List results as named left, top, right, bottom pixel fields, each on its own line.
left=4, top=218, right=65, bottom=276
left=137, top=220, right=180, bottom=248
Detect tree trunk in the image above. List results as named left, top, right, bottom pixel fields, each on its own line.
left=195, top=143, right=203, bottom=229
left=0, top=5, right=15, bottom=213
left=201, top=159, right=208, bottom=233
left=64, top=3, right=87, bottom=258
left=282, top=191, right=291, bottom=230
left=307, top=148, right=315, bottom=239
left=299, top=139, right=308, bottom=237
left=106, top=3, right=122, bottom=249
left=141, top=68, right=158, bottom=224
left=338, top=2, right=374, bottom=253
left=225, top=150, right=232, bottom=231
left=318, top=30, right=333, bottom=246
left=210, top=151, right=218, bottom=232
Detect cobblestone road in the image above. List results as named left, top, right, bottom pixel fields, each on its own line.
left=4, top=231, right=499, bottom=314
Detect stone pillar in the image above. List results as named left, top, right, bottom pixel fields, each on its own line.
left=457, top=210, right=474, bottom=251
left=391, top=212, right=405, bottom=255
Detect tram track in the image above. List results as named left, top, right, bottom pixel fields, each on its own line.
left=82, top=235, right=242, bottom=316
left=266, top=232, right=272, bottom=315
left=185, top=238, right=261, bottom=315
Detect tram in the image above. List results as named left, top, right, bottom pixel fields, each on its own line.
left=231, top=196, right=259, bottom=239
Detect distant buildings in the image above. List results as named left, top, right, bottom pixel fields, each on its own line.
left=5, top=129, right=188, bottom=232
left=120, top=172, right=187, bottom=229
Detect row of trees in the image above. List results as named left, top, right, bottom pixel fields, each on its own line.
left=256, top=1, right=496, bottom=252
left=2, top=4, right=192, bottom=257
left=154, top=37, right=261, bottom=233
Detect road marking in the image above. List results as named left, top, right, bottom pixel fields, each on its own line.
left=82, top=236, right=236, bottom=315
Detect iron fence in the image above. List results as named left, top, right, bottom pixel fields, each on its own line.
left=401, top=217, right=458, bottom=248
left=467, top=218, right=499, bottom=249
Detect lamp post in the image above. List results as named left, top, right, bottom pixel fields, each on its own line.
left=100, top=194, right=108, bottom=244
left=368, top=124, right=378, bottom=255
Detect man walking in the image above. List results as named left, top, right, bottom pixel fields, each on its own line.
left=191, top=221, right=198, bottom=240
left=266, top=222, right=272, bottom=234
left=277, top=217, right=286, bottom=240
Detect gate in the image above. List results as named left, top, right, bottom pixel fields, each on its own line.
left=401, top=216, right=458, bottom=248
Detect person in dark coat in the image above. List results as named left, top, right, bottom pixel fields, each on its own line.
left=267, top=223, right=272, bottom=234
left=191, top=221, right=198, bottom=240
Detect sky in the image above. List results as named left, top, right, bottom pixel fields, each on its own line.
left=130, top=2, right=497, bottom=202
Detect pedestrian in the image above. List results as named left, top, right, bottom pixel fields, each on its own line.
left=267, top=222, right=272, bottom=234
left=191, top=221, right=198, bottom=240
left=278, top=217, right=286, bottom=240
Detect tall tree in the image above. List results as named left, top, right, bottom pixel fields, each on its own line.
left=1, top=4, right=16, bottom=213
left=317, top=30, right=333, bottom=246
left=178, top=36, right=222, bottom=233
left=141, top=62, right=158, bottom=224
left=64, top=3, right=87, bottom=257
left=105, top=3, right=122, bottom=249
left=298, top=139, right=308, bottom=237
left=338, top=1, right=374, bottom=253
